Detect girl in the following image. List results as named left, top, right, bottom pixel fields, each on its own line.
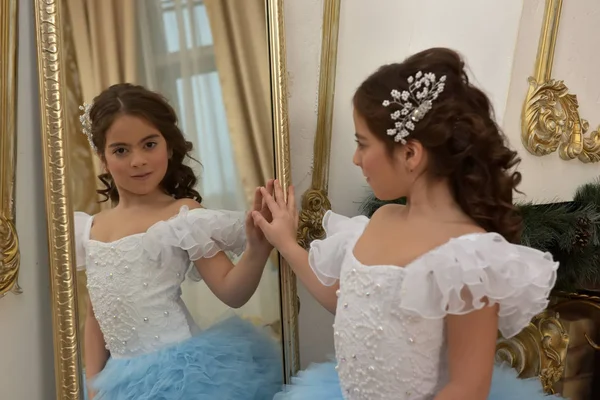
left=74, top=83, right=282, bottom=399
left=253, top=48, right=562, bottom=399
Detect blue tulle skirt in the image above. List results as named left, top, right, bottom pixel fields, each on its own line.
left=274, top=361, right=564, bottom=399
left=86, top=316, right=283, bottom=400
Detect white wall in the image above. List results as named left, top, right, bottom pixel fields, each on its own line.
left=504, top=0, right=600, bottom=201
left=0, top=0, right=56, bottom=398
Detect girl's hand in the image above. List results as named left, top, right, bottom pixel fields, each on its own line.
left=251, top=179, right=298, bottom=254
left=245, top=179, right=275, bottom=253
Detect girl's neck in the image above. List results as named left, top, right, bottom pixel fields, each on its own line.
left=404, top=176, right=467, bottom=222
left=114, top=188, right=173, bottom=210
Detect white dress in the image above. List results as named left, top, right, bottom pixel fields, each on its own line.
left=75, top=205, right=282, bottom=400
left=275, top=211, right=560, bottom=400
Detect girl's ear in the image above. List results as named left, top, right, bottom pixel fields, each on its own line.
left=403, top=140, right=424, bottom=172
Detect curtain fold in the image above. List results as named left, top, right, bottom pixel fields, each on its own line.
left=204, top=0, right=274, bottom=206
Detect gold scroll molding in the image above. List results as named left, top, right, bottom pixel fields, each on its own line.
left=0, top=0, right=21, bottom=297
left=297, top=0, right=340, bottom=249
left=495, top=309, right=569, bottom=395
left=521, top=0, right=600, bottom=163
left=33, top=0, right=297, bottom=397
left=266, top=0, right=300, bottom=380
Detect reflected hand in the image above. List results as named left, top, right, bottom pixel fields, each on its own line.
left=245, top=179, right=275, bottom=253
left=251, top=179, right=298, bottom=254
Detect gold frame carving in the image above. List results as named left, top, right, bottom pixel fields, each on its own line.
left=297, top=0, right=340, bottom=248
left=521, top=0, right=600, bottom=163
left=495, top=309, right=569, bottom=394
left=266, top=0, right=300, bottom=380
left=34, top=0, right=297, bottom=397
left=0, top=0, right=21, bottom=298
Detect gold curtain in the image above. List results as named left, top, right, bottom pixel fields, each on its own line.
left=204, top=0, right=274, bottom=205
left=66, top=0, right=138, bottom=101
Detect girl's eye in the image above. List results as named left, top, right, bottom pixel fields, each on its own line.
left=355, top=140, right=364, bottom=149
left=113, top=147, right=127, bottom=155
left=145, top=141, right=157, bottom=149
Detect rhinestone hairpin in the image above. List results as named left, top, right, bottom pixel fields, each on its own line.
left=79, top=102, right=97, bottom=152
left=382, top=71, right=446, bottom=144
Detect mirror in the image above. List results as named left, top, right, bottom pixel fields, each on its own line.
left=34, top=0, right=298, bottom=398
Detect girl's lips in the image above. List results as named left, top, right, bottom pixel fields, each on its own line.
left=132, top=172, right=152, bottom=180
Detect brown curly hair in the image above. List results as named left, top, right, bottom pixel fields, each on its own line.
left=353, top=48, right=523, bottom=243
left=88, top=83, right=202, bottom=204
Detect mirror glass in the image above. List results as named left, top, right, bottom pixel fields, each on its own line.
left=59, top=0, right=283, bottom=396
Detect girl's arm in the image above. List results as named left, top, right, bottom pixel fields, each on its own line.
left=434, top=303, right=499, bottom=400
left=84, top=299, right=109, bottom=399
left=252, top=181, right=339, bottom=314
left=193, top=247, right=271, bottom=309
left=277, top=242, right=339, bottom=314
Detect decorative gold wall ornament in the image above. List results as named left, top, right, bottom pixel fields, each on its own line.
left=0, top=0, right=21, bottom=298
left=522, top=0, right=600, bottom=163
left=297, top=0, right=340, bottom=249
left=34, top=0, right=297, bottom=397
left=495, top=310, right=569, bottom=394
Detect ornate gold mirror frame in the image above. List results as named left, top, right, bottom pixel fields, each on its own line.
left=33, top=0, right=297, bottom=398
left=0, top=0, right=21, bottom=298
left=522, top=0, right=600, bottom=163
left=297, top=0, right=340, bottom=248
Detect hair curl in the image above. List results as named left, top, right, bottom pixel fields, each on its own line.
left=353, top=48, right=523, bottom=243
left=88, top=83, right=201, bottom=204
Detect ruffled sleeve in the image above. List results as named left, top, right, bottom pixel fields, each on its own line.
left=146, top=205, right=246, bottom=265
left=397, top=233, right=558, bottom=338
left=308, top=211, right=370, bottom=286
left=74, top=212, right=93, bottom=271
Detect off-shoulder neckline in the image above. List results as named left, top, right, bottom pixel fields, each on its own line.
left=350, top=232, right=498, bottom=272
left=86, top=205, right=205, bottom=246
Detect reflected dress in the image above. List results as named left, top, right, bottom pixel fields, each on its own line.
left=74, top=205, right=282, bottom=400
left=275, top=211, right=563, bottom=400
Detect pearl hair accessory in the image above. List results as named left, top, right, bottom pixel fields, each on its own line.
left=382, top=71, right=446, bottom=144
left=79, top=102, right=97, bottom=152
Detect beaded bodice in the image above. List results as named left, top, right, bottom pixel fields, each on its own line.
left=310, top=211, right=558, bottom=400
left=74, top=206, right=245, bottom=359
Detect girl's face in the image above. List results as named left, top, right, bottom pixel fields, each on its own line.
left=352, top=108, right=423, bottom=200
left=102, top=114, right=170, bottom=197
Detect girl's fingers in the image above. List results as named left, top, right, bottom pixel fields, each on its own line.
left=274, top=179, right=287, bottom=209
left=260, top=187, right=281, bottom=216
left=287, top=185, right=296, bottom=214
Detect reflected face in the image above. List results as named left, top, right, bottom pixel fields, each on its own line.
left=103, top=114, right=170, bottom=197
left=352, top=108, right=410, bottom=200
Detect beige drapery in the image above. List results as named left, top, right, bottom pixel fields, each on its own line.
left=204, top=0, right=274, bottom=205
left=66, top=0, right=138, bottom=102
